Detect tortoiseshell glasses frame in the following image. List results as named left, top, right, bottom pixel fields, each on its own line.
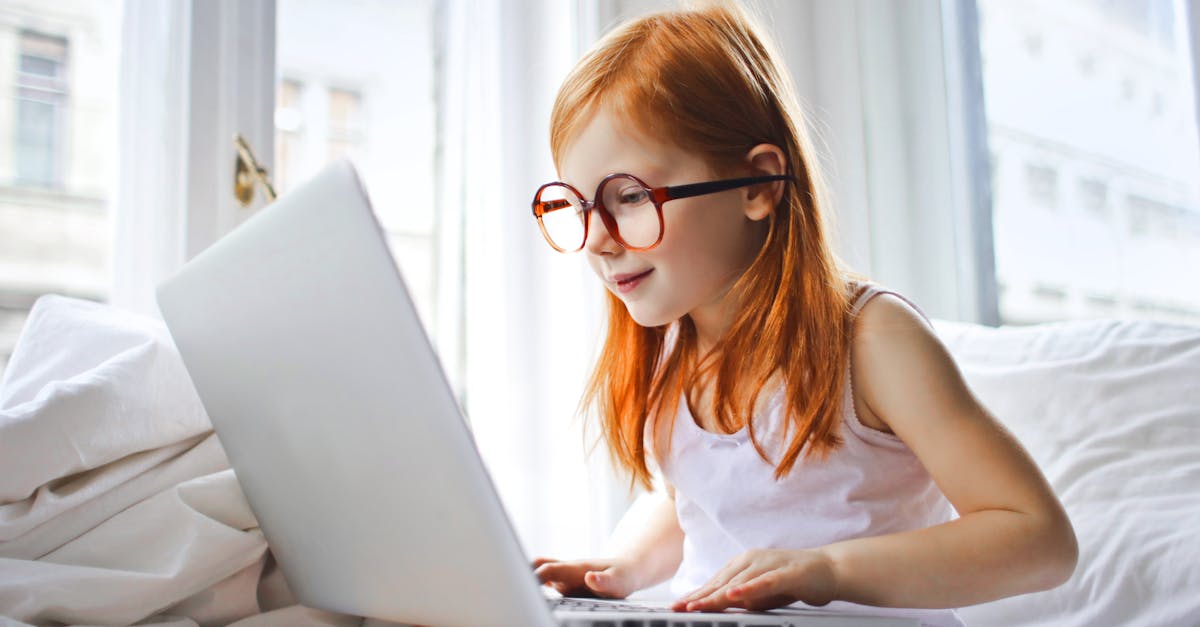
left=531, top=173, right=792, bottom=253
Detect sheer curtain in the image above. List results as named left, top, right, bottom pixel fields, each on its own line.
left=111, top=0, right=191, bottom=315
left=114, top=0, right=613, bottom=560
left=112, top=0, right=274, bottom=317
left=1189, top=0, right=1200, bottom=152
left=435, top=0, right=622, bottom=559
left=764, top=0, right=997, bottom=324
left=110, top=0, right=1000, bottom=560
left=432, top=0, right=999, bottom=562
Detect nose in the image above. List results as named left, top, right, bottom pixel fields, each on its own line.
left=583, top=210, right=621, bottom=255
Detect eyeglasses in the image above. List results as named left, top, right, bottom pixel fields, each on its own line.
left=531, top=173, right=791, bottom=253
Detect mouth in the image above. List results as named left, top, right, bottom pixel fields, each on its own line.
left=610, top=269, right=653, bottom=294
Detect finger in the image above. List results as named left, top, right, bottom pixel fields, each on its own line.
left=672, top=561, right=753, bottom=611
left=583, top=570, right=618, bottom=595
left=726, top=571, right=793, bottom=610
left=685, top=559, right=747, bottom=602
left=534, top=562, right=575, bottom=584
left=672, top=578, right=729, bottom=611
left=684, top=579, right=743, bottom=612
left=531, top=557, right=558, bottom=569
left=726, top=570, right=778, bottom=600
left=672, top=578, right=726, bottom=611
left=684, top=585, right=738, bottom=612
left=685, top=565, right=771, bottom=612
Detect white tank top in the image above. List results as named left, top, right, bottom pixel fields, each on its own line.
left=654, top=284, right=964, bottom=627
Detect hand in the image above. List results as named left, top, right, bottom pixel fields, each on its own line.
left=533, top=556, right=641, bottom=599
left=671, top=548, right=838, bottom=612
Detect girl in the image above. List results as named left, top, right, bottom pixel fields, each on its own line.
left=531, top=3, right=1077, bottom=625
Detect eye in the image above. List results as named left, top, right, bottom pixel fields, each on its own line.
left=617, top=187, right=649, bottom=205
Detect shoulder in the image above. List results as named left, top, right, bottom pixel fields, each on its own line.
left=849, top=292, right=960, bottom=432
left=850, top=291, right=942, bottom=376
left=852, top=291, right=930, bottom=337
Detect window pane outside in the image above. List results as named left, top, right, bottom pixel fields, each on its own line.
left=979, top=0, right=1200, bottom=324
left=0, top=1, right=122, bottom=380
left=275, top=0, right=437, bottom=329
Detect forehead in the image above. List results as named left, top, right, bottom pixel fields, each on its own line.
left=557, top=107, right=711, bottom=190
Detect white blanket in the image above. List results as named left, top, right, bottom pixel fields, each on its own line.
left=0, top=296, right=364, bottom=627
left=5, top=295, right=1197, bottom=626
left=937, top=319, right=1200, bottom=627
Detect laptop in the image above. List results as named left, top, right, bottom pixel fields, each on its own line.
left=156, top=160, right=918, bottom=627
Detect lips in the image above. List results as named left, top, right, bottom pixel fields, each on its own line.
left=610, top=269, right=653, bottom=294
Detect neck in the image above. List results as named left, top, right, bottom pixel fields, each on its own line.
left=689, top=303, right=733, bottom=355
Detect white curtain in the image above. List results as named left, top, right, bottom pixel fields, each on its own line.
left=435, top=0, right=625, bottom=560
left=431, top=0, right=999, bottom=563
left=764, top=0, right=997, bottom=324
left=114, top=0, right=615, bottom=561
left=112, top=0, right=275, bottom=318
left=111, top=1, right=192, bottom=316
left=1188, top=0, right=1200, bottom=152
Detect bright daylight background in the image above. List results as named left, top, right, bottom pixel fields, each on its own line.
left=1, top=0, right=1198, bottom=561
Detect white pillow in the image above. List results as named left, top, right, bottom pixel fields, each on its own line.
left=934, top=318, right=1200, bottom=627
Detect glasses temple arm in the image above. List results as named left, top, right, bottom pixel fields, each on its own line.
left=663, top=174, right=791, bottom=201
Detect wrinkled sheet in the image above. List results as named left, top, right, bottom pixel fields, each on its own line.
left=5, top=294, right=1198, bottom=627
left=0, top=296, right=373, bottom=627
left=936, top=319, right=1200, bottom=627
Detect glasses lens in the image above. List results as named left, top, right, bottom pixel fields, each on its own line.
left=537, top=184, right=586, bottom=251
left=600, top=175, right=661, bottom=249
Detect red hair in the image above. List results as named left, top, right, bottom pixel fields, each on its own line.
left=552, top=3, right=858, bottom=491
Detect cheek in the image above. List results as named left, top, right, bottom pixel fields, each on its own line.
left=586, top=255, right=601, bottom=276
left=585, top=255, right=612, bottom=287
left=660, top=200, right=749, bottom=267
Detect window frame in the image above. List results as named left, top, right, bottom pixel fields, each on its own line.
left=14, top=30, right=70, bottom=188
left=114, top=0, right=276, bottom=316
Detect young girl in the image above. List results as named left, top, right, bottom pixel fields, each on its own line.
left=531, top=4, right=1077, bottom=625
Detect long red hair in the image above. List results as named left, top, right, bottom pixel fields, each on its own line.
left=551, top=3, right=857, bottom=491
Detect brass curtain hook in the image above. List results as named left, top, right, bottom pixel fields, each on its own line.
left=233, top=133, right=277, bottom=206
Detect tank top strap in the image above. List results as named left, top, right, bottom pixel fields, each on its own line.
left=847, top=281, right=934, bottom=325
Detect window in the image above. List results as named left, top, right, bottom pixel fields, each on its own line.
left=1025, top=164, right=1059, bottom=208
left=1078, top=178, right=1110, bottom=218
left=274, top=78, right=304, bottom=193
left=275, top=0, right=437, bottom=327
left=326, top=87, right=363, bottom=161
left=978, top=0, right=1200, bottom=325
left=14, top=31, right=68, bottom=187
left=0, top=6, right=122, bottom=380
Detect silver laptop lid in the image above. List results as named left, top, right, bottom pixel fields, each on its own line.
left=157, top=160, right=555, bottom=627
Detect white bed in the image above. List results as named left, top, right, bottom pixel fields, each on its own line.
left=936, top=318, right=1200, bottom=626
left=0, top=295, right=1197, bottom=626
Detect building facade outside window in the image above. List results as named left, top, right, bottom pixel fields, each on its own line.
left=14, top=30, right=68, bottom=187
left=325, top=87, right=363, bottom=162
left=0, top=1, right=121, bottom=380
left=274, top=78, right=304, bottom=195
left=275, top=0, right=437, bottom=328
left=979, top=0, right=1200, bottom=324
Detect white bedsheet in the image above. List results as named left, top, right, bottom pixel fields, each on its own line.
left=4, top=295, right=1197, bottom=626
left=936, top=318, right=1200, bottom=627
left=0, top=296, right=365, bottom=627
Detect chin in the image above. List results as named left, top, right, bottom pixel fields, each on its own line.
left=622, top=302, right=678, bottom=328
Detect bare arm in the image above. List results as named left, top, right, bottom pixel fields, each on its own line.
left=675, top=295, right=1077, bottom=611
left=822, top=295, right=1077, bottom=607
left=609, top=484, right=685, bottom=589
left=535, top=484, right=683, bottom=597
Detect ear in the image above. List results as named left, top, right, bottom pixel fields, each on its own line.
left=742, top=143, right=787, bottom=222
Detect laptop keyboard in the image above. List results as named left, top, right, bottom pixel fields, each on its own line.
left=551, top=597, right=673, bottom=613
left=550, top=597, right=785, bottom=627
